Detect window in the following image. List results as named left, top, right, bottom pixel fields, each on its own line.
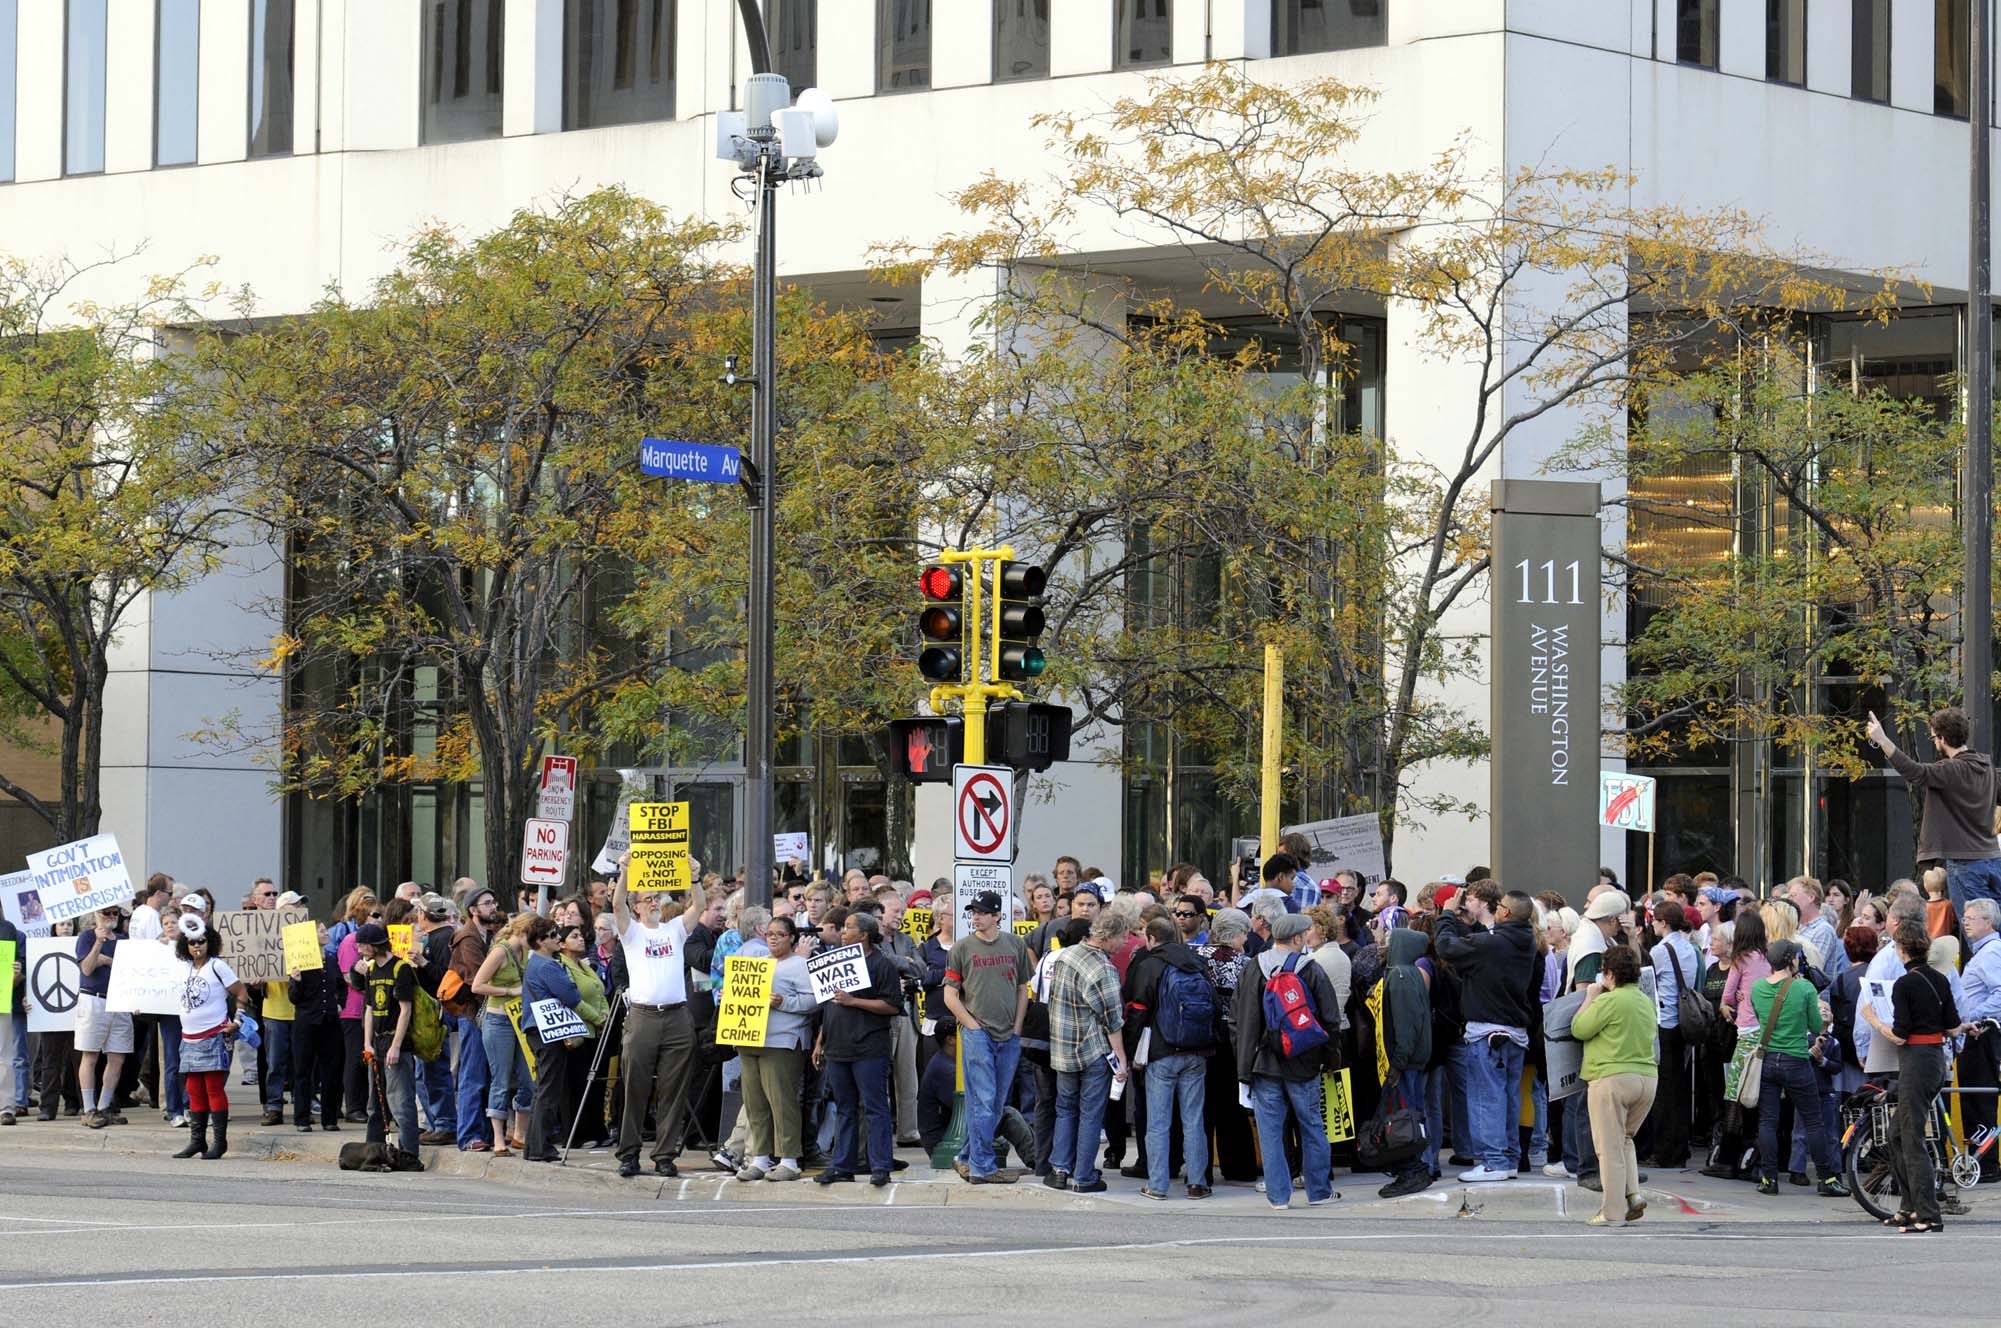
left=1937, top=0, right=1970, bottom=117
left=422, top=0, right=504, bottom=143
left=248, top=0, right=294, bottom=157
left=993, top=0, right=1048, bottom=82
left=0, top=0, right=16, bottom=183
left=1766, top=0, right=1805, bottom=85
left=564, top=0, right=676, bottom=129
left=1117, top=0, right=1172, bottom=68
left=155, top=0, right=200, bottom=166
left=1676, top=0, right=1718, bottom=69
left=1272, top=0, right=1385, bottom=55
left=64, top=0, right=107, bottom=175
left=768, top=0, right=815, bottom=91
left=875, top=0, right=929, bottom=91
left=1852, top=0, right=1890, bottom=102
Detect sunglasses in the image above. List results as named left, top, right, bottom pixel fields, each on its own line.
left=1173, top=910, right=1200, bottom=919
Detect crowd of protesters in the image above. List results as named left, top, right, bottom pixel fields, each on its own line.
left=3, top=708, right=1998, bottom=1232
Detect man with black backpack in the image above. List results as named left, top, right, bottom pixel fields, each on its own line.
left=1234, top=913, right=1343, bottom=1209
left=1125, top=915, right=1218, bottom=1199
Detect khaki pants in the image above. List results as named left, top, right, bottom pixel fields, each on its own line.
left=1587, top=1073, right=1657, bottom=1223
left=739, top=1045, right=804, bottom=1161
left=618, top=1003, right=694, bottom=1166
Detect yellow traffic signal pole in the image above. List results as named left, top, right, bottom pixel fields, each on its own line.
left=1260, top=643, right=1283, bottom=859
left=928, top=545, right=1024, bottom=763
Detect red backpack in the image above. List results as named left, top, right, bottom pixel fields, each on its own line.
left=1261, top=953, right=1330, bottom=1058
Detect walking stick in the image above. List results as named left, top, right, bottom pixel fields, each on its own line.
left=559, top=988, right=626, bottom=1165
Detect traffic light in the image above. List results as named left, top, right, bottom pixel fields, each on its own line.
left=882, top=716, right=963, bottom=782
left=992, top=560, right=1047, bottom=683
left=987, top=701, right=1073, bottom=772
left=918, top=564, right=964, bottom=683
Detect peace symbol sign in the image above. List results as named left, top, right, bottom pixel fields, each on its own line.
left=31, top=952, right=79, bottom=1014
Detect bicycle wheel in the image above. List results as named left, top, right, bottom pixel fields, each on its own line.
left=1845, top=1130, right=1900, bottom=1222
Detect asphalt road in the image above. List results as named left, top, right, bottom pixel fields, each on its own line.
left=0, top=1153, right=1992, bottom=1325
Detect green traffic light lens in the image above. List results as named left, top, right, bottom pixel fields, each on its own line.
left=1019, top=648, right=1046, bottom=677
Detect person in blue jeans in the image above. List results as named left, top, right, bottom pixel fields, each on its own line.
left=941, top=890, right=1033, bottom=1184
left=1433, top=884, right=1539, bottom=1183
left=447, top=888, right=501, bottom=1149
left=1126, top=915, right=1217, bottom=1199
left=812, top=913, right=904, bottom=1186
left=1232, top=913, right=1343, bottom=1208
left=1044, top=911, right=1134, bottom=1192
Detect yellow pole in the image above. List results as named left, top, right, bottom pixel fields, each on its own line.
left=1260, top=643, right=1283, bottom=856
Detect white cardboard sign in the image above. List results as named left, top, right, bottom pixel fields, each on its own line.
left=25, top=936, right=81, bottom=1033
left=105, top=936, right=184, bottom=1016
left=28, top=834, right=134, bottom=925
left=0, top=868, right=50, bottom=938
left=806, top=942, right=869, bottom=1004
left=531, top=997, right=589, bottom=1041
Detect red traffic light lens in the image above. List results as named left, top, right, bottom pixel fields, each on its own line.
left=920, top=566, right=960, bottom=600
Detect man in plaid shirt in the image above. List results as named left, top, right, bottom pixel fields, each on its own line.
left=1042, top=910, right=1133, bottom=1193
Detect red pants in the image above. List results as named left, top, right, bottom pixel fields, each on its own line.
left=185, top=1070, right=229, bottom=1113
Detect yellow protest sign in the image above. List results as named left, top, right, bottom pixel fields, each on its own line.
left=714, top=955, right=774, bottom=1049
left=1322, top=1067, right=1355, bottom=1143
left=1012, top=919, right=1035, bottom=938
left=503, top=996, right=538, bottom=1075
left=628, top=801, right=692, bottom=893
left=1366, top=981, right=1388, bottom=1085
left=387, top=924, right=417, bottom=962
left=282, top=921, right=322, bottom=973
left=902, top=907, right=931, bottom=939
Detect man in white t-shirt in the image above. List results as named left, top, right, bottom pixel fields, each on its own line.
left=129, top=875, right=171, bottom=941
left=612, top=853, right=708, bottom=1179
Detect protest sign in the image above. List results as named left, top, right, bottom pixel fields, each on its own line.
left=503, top=997, right=539, bottom=1075
left=282, top=920, right=323, bottom=973
left=773, top=832, right=810, bottom=866
left=26, top=936, right=81, bottom=1033
left=106, top=938, right=184, bottom=1015
left=590, top=770, right=644, bottom=874
left=1543, top=990, right=1585, bottom=1101
left=0, top=869, right=49, bottom=939
left=715, top=955, right=774, bottom=1048
left=1322, top=1067, right=1355, bottom=1143
left=27, top=834, right=134, bottom=925
left=531, top=998, right=589, bottom=1042
left=1278, top=813, right=1388, bottom=885
left=807, top=942, right=869, bottom=1004
left=387, top=924, right=417, bottom=963
left=1012, top=920, right=1036, bottom=939
left=628, top=801, right=692, bottom=893
left=901, top=906, right=931, bottom=939
left=212, top=907, right=308, bottom=984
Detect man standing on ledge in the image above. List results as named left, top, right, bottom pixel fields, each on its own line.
left=1868, top=708, right=2001, bottom=915
left=612, top=852, right=706, bottom=1179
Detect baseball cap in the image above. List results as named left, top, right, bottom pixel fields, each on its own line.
left=1698, top=885, right=1731, bottom=906
left=969, top=890, right=1004, bottom=916
left=1583, top=890, right=1631, bottom=922
left=907, top=890, right=934, bottom=908
left=1767, top=938, right=1803, bottom=972
left=356, top=922, right=391, bottom=947
left=1433, top=885, right=1459, bottom=912
left=1271, top=914, right=1313, bottom=942
left=418, top=893, right=452, bottom=920
left=275, top=890, right=306, bottom=909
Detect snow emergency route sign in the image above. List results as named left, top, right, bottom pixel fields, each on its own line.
left=953, top=764, right=1014, bottom=863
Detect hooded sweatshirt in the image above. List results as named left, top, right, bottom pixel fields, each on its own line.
left=1232, top=945, right=1343, bottom=1083
left=1380, top=929, right=1432, bottom=1075
left=1433, top=912, right=1537, bottom=1031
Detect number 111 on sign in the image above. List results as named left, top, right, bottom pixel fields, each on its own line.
left=1514, top=559, right=1583, bottom=606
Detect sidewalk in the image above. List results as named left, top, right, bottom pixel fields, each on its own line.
left=8, top=1110, right=1964, bottom=1225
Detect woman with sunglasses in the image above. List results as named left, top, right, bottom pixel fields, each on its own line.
left=169, top=916, right=247, bottom=1160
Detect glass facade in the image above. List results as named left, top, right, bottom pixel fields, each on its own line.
left=155, top=0, right=200, bottom=167
left=1272, top=0, right=1386, bottom=56
left=1853, top=0, right=1890, bottom=103
left=248, top=0, right=294, bottom=158
left=1766, top=0, right=1805, bottom=86
left=64, top=0, right=106, bottom=176
left=768, top=0, right=816, bottom=92
left=1937, top=0, right=1970, bottom=117
left=876, top=0, right=930, bottom=91
left=1116, top=0, right=1173, bottom=68
left=423, top=0, right=505, bottom=144
left=564, top=0, right=675, bottom=129
left=993, top=0, right=1049, bottom=82
left=1677, top=0, right=1719, bottom=68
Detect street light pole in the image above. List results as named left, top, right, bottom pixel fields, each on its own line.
left=1970, top=0, right=1994, bottom=751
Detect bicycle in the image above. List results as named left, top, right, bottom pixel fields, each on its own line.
left=1841, top=1020, right=2001, bottom=1223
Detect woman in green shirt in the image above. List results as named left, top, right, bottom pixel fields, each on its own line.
left=1749, top=939, right=1849, bottom=1198
left=1570, top=944, right=1658, bottom=1226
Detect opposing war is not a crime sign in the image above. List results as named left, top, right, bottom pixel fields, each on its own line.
left=627, top=801, right=692, bottom=893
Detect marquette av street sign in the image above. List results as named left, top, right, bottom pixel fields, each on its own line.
left=639, top=437, right=741, bottom=484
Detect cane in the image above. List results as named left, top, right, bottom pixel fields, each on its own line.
left=559, top=987, right=627, bottom=1165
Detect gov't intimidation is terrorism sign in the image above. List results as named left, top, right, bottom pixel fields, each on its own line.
left=1490, top=480, right=1600, bottom=904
